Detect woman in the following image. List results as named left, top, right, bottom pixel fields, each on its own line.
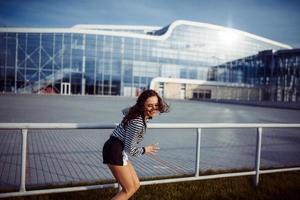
left=102, top=89, right=169, bottom=200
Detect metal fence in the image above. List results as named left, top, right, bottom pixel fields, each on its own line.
left=0, top=123, right=300, bottom=198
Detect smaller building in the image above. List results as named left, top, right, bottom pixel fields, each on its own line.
left=150, top=77, right=260, bottom=101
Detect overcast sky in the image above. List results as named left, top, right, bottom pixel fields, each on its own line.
left=0, top=0, right=299, bottom=47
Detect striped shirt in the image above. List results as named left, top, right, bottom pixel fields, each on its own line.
left=111, top=113, right=146, bottom=157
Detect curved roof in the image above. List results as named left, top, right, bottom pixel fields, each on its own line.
left=155, top=20, right=291, bottom=49
left=71, top=24, right=161, bottom=31
left=0, top=20, right=292, bottom=49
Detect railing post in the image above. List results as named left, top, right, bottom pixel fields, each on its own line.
left=254, top=127, right=263, bottom=186
left=20, top=129, right=28, bottom=192
left=195, top=128, right=201, bottom=177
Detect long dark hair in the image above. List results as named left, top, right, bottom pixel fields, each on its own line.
left=121, top=89, right=169, bottom=128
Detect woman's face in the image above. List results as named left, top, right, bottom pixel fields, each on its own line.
left=144, top=96, right=159, bottom=118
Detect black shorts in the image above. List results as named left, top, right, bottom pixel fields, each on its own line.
left=102, top=136, right=128, bottom=166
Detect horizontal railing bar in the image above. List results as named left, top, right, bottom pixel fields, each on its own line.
left=260, top=167, right=300, bottom=174
left=0, top=183, right=118, bottom=198
left=0, top=123, right=300, bottom=129
left=148, top=123, right=300, bottom=129
left=0, top=123, right=118, bottom=129
left=1, top=167, right=299, bottom=198
left=2, top=167, right=300, bottom=198
left=0, top=171, right=256, bottom=198
left=141, top=171, right=256, bottom=186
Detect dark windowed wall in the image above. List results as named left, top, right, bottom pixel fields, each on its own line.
left=0, top=22, right=291, bottom=99
left=212, top=49, right=300, bottom=102
left=273, top=50, right=300, bottom=102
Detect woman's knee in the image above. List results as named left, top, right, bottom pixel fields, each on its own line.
left=134, top=180, right=140, bottom=191
left=134, top=181, right=141, bottom=192
left=123, top=181, right=139, bottom=197
left=123, top=186, right=136, bottom=197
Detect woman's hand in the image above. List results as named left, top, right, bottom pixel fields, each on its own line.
left=145, top=143, right=160, bottom=155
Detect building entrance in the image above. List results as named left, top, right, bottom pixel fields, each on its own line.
left=61, top=83, right=71, bottom=95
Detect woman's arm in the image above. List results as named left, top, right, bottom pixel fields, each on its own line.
left=124, top=118, right=145, bottom=156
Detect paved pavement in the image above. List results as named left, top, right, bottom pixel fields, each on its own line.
left=0, top=94, right=300, bottom=190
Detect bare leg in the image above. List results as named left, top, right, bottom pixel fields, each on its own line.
left=127, top=161, right=140, bottom=191
left=108, top=161, right=140, bottom=200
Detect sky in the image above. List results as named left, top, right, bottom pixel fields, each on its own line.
left=0, top=0, right=299, bottom=47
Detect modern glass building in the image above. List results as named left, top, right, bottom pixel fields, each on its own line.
left=0, top=20, right=295, bottom=100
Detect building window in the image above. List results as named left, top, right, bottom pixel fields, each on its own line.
left=180, top=84, right=186, bottom=99
left=193, top=89, right=211, bottom=100
left=159, top=82, right=164, bottom=97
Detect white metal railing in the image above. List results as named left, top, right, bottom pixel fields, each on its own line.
left=0, top=123, right=300, bottom=198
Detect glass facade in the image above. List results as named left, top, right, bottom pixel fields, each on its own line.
left=0, top=20, right=295, bottom=101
